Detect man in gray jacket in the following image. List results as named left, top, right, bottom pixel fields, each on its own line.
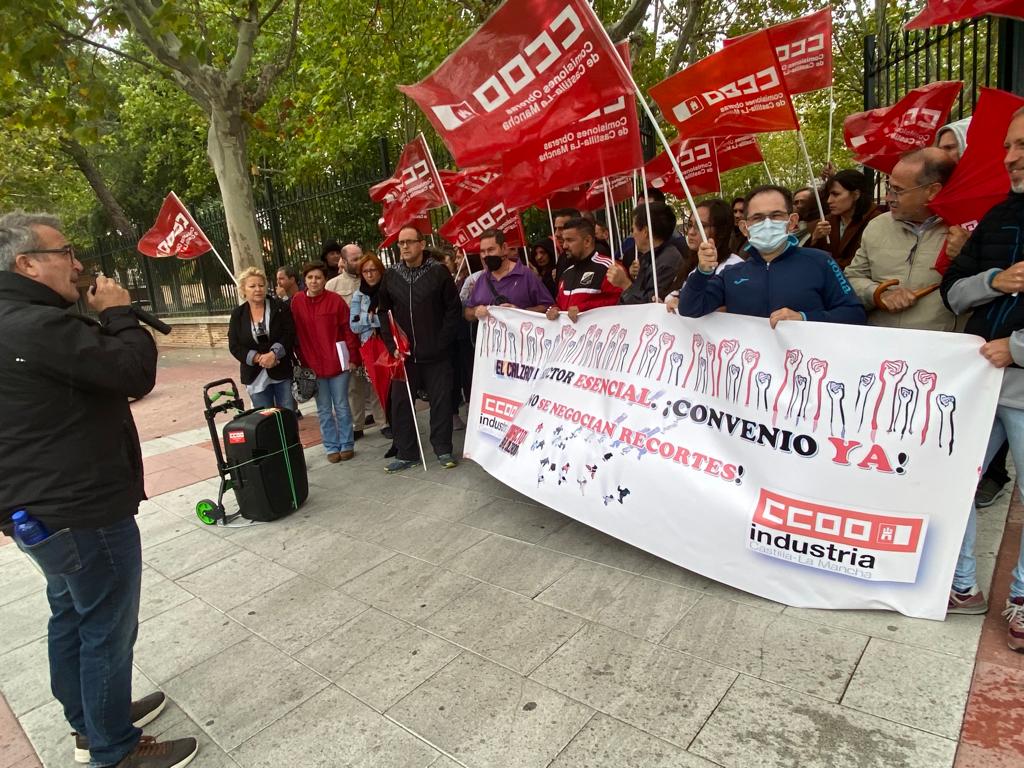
left=845, top=148, right=959, bottom=331
left=939, top=108, right=1024, bottom=651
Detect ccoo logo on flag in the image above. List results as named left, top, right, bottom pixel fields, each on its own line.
left=433, top=101, right=480, bottom=130
left=673, top=96, right=705, bottom=123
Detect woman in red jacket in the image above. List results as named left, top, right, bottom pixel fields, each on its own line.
left=291, top=262, right=361, bottom=462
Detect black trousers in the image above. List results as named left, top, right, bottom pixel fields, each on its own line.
left=983, top=439, right=1010, bottom=485
left=391, top=357, right=454, bottom=461
left=451, top=334, right=475, bottom=410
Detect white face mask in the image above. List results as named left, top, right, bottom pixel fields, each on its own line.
left=747, top=218, right=790, bottom=253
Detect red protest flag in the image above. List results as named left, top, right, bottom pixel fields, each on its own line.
left=582, top=173, right=634, bottom=211
left=725, top=8, right=833, bottom=96
left=378, top=214, right=432, bottom=249
left=715, top=135, right=764, bottom=173
left=371, top=137, right=446, bottom=236
left=501, top=41, right=642, bottom=210
left=535, top=184, right=589, bottom=211
left=929, top=87, right=1024, bottom=229
left=138, top=193, right=213, bottom=259
left=907, top=0, right=1024, bottom=30
left=399, top=0, right=634, bottom=167
left=644, top=138, right=720, bottom=198
left=844, top=80, right=963, bottom=175
left=441, top=166, right=502, bottom=207
left=649, top=31, right=798, bottom=139
left=439, top=183, right=526, bottom=250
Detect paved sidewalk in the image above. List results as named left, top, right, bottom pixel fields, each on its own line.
left=0, top=421, right=1017, bottom=767
left=1, top=348, right=1022, bottom=767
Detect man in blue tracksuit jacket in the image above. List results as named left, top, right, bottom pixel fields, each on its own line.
left=673, top=185, right=866, bottom=328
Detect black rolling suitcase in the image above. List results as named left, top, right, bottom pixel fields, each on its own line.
left=195, top=379, right=308, bottom=526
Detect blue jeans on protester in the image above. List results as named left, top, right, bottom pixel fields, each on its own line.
left=314, top=372, right=353, bottom=453
left=251, top=377, right=295, bottom=410
left=16, top=516, right=143, bottom=767
left=954, top=404, right=1024, bottom=599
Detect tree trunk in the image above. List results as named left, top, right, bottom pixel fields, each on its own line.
left=206, top=104, right=262, bottom=277
left=58, top=137, right=135, bottom=236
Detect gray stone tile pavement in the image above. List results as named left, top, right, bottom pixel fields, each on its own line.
left=1, top=430, right=1011, bottom=767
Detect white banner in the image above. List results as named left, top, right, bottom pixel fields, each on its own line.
left=465, top=306, right=1001, bottom=619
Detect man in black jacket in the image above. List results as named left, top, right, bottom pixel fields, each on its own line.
left=378, top=224, right=462, bottom=472
left=940, top=108, right=1024, bottom=652
left=0, top=212, right=197, bottom=768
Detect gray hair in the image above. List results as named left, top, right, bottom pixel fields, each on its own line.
left=0, top=211, right=63, bottom=271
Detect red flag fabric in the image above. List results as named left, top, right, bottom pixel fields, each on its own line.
left=378, top=214, right=432, bottom=249
left=385, top=310, right=411, bottom=382
left=137, top=193, right=213, bottom=259
left=844, top=81, right=963, bottom=174
left=440, top=166, right=502, bottom=207
left=399, top=0, right=634, bottom=167
left=582, top=174, right=634, bottom=211
left=501, top=41, right=642, bottom=210
left=371, top=137, right=445, bottom=235
left=715, top=135, right=764, bottom=173
left=929, top=87, right=1024, bottom=230
left=725, top=8, right=833, bottom=95
left=361, top=334, right=393, bottom=410
left=534, top=184, right=589, bottom=211
left=649, top=31, right=798, bottom=139
left=907, top=0, right=1024, bottom=30
left=439, top=184, right=526, bottom=250
left=644, top=138, right=720, bottom=198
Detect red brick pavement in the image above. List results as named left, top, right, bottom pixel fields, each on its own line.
left=955, top=493, right=1024, bottom=767
left=132, top=348, right=238, bottom=442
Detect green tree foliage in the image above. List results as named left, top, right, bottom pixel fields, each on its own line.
left=1, top=0, right=921, bottom=249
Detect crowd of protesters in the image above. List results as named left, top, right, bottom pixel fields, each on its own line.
left=48, top=107, right=1022, bottom=662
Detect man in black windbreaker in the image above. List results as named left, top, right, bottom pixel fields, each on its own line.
left=378, top=224, right=462, bottom=472
left=940, top=108, right=1024, bottom=652
left=0, top=212, right=198, bottom=768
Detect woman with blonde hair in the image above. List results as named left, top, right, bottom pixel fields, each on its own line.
left=227, top=266, right=296, bottom=409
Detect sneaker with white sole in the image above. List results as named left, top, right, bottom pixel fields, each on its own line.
left=1003, top=596, right=1024, bottom=651
left=113, top=736, right=198, bottom=768
left=948, top=586, right=988, bottom=615
left=74, top=692, right=167, bottom=763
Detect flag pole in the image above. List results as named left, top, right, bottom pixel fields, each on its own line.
left=169, top=191, right=235, bottom=282
left=796, top=130, right=830, bottom=243
left=826, top=86, right=835, bottom=169
left=714, top=142, right=722, bottom=194
left=402, top=368, right=429, bottom=472
left=762, top=161, right=775, bottom=185
left=639, top=166, right=660, bottom=302
left=601, top=177, right=618, bottom=261
left=418, top=132, right=454, bottom=217
left=419, top=131, right=472, bottom=282
left=587, top=23, right=706, bottom=243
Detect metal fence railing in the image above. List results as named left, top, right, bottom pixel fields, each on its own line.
left=864, top=14, right=1023, bottom=119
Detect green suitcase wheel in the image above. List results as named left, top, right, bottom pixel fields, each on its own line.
left=195, top=499, right=221, bottom=525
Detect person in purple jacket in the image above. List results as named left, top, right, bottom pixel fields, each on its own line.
left=464, top=228, right=554, bottom=321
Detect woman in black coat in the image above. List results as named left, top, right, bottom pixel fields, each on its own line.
left=228, top=267, right=296, bottom=409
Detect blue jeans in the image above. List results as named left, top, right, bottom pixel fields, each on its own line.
left=314, top=372, right=353, bottom=453
left=954, top=404, right=1024, bottom=598
left=251, top=378, right=294, bottom=411
left=17, top=517, right=143, bottom=766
